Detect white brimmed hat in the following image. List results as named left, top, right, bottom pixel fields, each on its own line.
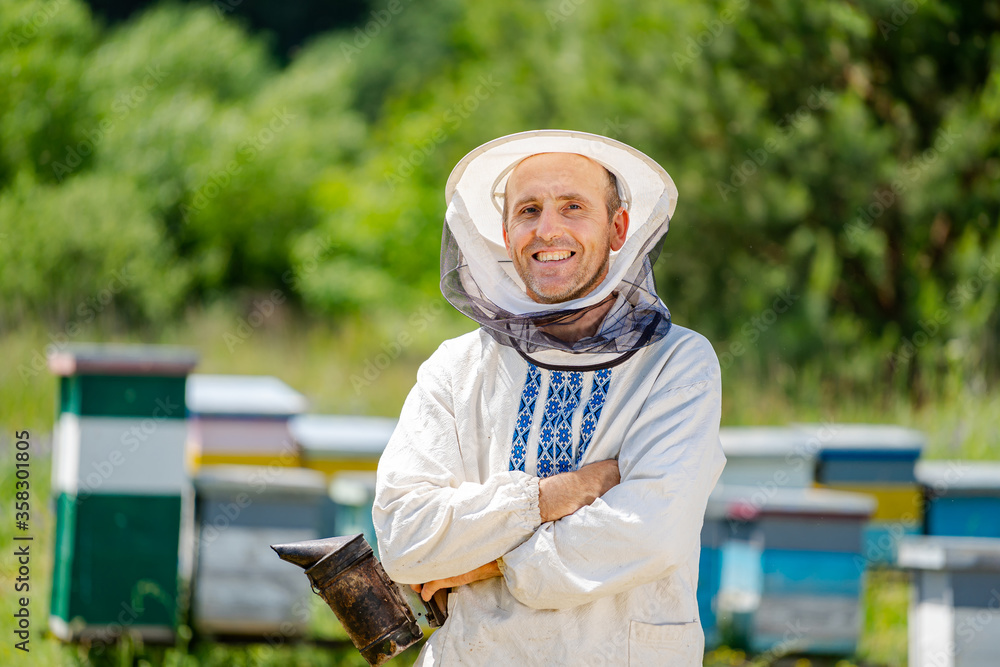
left=444, top=129, right=678, bottom=315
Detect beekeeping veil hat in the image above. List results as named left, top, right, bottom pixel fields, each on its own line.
left=441, top=129, right=678, bottom=370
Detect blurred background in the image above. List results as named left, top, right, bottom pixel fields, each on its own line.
left=0, top=0, right=998, bottom=664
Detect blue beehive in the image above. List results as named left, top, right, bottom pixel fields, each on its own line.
left=917, top=460, right=1000, bottom=538
left=328, top=471, right=379, bottom=551
left=799, top=423, right=926, bottom=564
left=715, top=486, right=875, bottom=655
left=702, top=426, right=820, bottom=645
left=699, top=491, right=732, bottom=647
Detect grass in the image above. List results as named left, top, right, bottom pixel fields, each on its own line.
left=0, top=304, right=995, bottom=665
left=857, top=570, right=910, bottom=667
left=0, top=431, right=418, bottom=667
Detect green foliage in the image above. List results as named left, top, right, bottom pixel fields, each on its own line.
left=0, top=0, right=365, bottom=321
left=0, top=0, right=998, bottom=399
left=0, top=0, right=98, bottom=186
left=0, top=172, right=187, bottom=323
left=296, top=0, right=1000, bottom=396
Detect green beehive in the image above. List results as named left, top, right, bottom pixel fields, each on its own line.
left=48, top=344, right=198, bottom=642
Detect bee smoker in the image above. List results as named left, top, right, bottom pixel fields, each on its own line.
left=271, top=534, right=448, bottom=667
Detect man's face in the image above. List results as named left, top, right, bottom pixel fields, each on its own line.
left=502, top=153, right=629, bottom=304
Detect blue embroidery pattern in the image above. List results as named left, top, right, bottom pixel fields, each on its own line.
left=536, top=371, right=584, bottom=478
left=507, top=364, right=614, bottom=477
left=576, top=367, right=612, bottom=465
left=508, top=364, right=541, bottom=472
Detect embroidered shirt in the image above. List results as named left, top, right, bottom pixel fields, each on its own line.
left=373, top=324, right=725, bottom=666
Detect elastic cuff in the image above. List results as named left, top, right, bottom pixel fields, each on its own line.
left=496, top=554, right=509, bottom=578
left=512, top=471, right=542, bottom=529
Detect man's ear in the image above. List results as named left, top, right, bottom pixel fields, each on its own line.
left=610, top=208, right=629, bottom=252
left=502, top=219, right=513, bottom=258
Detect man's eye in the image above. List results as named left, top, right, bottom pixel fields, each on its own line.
left=566, top=204, right=582, bottom=210
left=521, top=206, right=539, bottom=214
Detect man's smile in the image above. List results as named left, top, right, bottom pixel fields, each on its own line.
left=533, top=250, right=575, bottom=262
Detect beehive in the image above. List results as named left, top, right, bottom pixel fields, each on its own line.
left=186, top=374, right=307, bottom=469
left=700, top=488, right=738, bottom=647
left=328, top=471, right=380, bottom=551
left=899, top=536, right=1000, bottom=667
left=48, top=344, right=197, bottom=642
left=716, top=486, right=875, bottom=655
left=718, top=427, right=816, bottom=489
left=192, top=465, right=326, bottom=636
left=801, top=423, right=926, bottom=564
left=290, top=414, right=395, bottom=476
left=917, top=460, right=1000, bottom=538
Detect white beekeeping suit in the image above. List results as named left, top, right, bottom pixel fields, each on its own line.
left=373, top=130, right=726, bottom=666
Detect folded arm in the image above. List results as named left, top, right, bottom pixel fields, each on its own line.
left=412, top=459, right=622, bottom=600
left=499, top=362, right=725, bottom=610
left=373, top=346, right=544, bottom=584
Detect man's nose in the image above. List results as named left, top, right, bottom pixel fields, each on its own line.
left=535, top=206, right=563, bottom=241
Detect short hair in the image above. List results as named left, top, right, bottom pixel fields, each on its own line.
left=502, top=165, right=622, bottom=228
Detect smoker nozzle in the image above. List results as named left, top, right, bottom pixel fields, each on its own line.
left=270, top=536, right=356, bottom=570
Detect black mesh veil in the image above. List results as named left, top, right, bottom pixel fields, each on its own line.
left=439, top=130, right=678, bottom=370
left=440, top=215, right=672, bottom=368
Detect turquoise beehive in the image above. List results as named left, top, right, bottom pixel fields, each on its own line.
left=917, top=460, right=1000, bottom=538
left=714, top=486, right=875, bottom=655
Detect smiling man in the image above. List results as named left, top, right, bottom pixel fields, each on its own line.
left=373, top=130, right=725, bottom=665
left=503, top=152, right=627, bottom=305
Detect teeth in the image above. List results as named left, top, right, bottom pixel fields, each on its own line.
left=536, top=251, right=572, bottom=262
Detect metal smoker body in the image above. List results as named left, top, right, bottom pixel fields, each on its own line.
left=271, top=534, right=446, bottom=666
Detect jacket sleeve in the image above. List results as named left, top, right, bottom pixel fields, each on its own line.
left=498, top=339, right=725, bottom=610
left=372, top=342, right=542, bottom=584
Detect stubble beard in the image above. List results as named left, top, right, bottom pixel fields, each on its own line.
left=521, top=249, right=611, bottom=305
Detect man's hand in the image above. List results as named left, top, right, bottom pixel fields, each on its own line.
left=411, top=560, right=502, bottom=601
left=406, top=461, right=620, bottom=601
left=538, top=458, right=620, bottom=523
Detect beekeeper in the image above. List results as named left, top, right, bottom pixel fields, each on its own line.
left=373, top=130, right=726, bottom=665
